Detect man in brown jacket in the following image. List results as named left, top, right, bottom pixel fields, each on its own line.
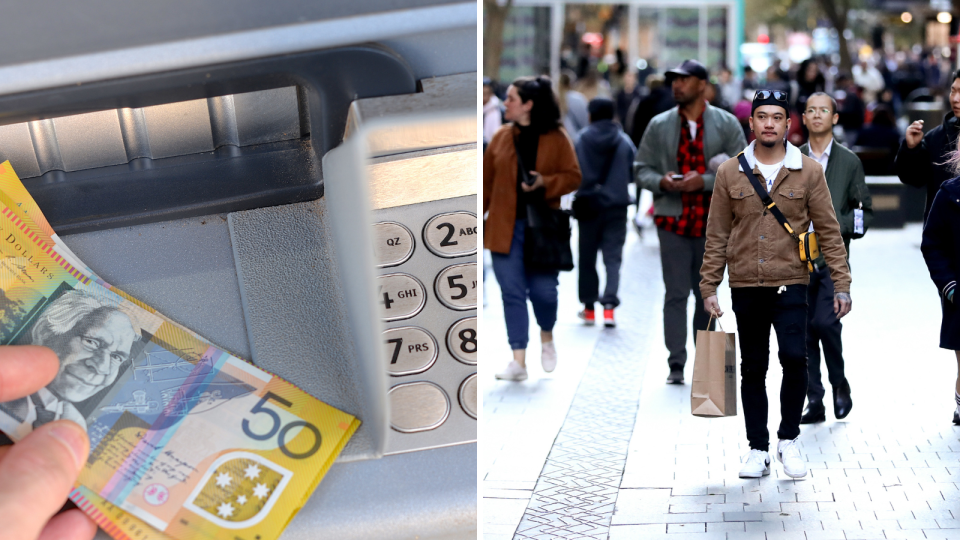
left=700, top=91, right=852, bottom=480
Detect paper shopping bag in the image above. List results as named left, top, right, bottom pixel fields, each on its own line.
left=690, top=315, right=737, bottom=417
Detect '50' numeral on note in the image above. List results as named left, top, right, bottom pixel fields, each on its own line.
left=242, top=392, right=322, bottom=459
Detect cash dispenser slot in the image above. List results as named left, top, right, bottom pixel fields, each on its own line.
left=0, top=45, right=417, bottom=234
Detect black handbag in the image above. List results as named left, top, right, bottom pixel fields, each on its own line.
left=571, top=146, right=616, bottom=221
left=515, top=136, right=575, bottom=272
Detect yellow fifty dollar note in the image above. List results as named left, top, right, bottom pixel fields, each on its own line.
left=0, top=179, right=359, bottom=540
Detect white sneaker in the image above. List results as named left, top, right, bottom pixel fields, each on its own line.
left=541, top=341, right=557, bottom=373
left=495, top=361, right=528, bottom=381
left=777, top=438, right=807, bottom=478
left=738, top=449, right=771, bottom=478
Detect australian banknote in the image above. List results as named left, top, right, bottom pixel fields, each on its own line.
left=0, top=165, right=360, bottom=540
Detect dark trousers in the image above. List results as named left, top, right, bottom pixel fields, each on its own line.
left=657, top=228, right=709, bottom=368
left=806, top=266, right=846, bottom=403
left=578, top=206, right=628, bottom=308
left=732, top=285, right=809, bottom=452
left=491, top=220, right=560, bottom=350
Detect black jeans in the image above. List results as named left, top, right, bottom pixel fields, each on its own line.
left=732, top=285, right=809, bottom=452
left=806, top=266, right=846, bottom=403
left=578, top=206, right=628, bottom=308
left=657, top=228, right=709, bottom=369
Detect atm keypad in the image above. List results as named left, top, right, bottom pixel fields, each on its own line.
left=372, top=196, right=477, bottom=451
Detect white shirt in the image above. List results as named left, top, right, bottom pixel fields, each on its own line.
left=756, top=161, right=783, bottom=192
left=809, top=138, right=833, bottom=173
left=687, top=119, right=698, bottom=139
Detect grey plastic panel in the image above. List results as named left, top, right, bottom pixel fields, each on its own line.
left=379, top=27, right=479, bottom=82
left=228, top=199, right=379, bottom=461
left=60, top=214, right=251, bottom=360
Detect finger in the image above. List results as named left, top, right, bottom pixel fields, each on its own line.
left=0, top=446, right=9, bottom=461
left=0, top=420, right=89, bottom=540
left=834, top=298, right=840, bottom=314
left=37, top=509, right=97, bottom=540
left=0, top=346, right=59, bottom=402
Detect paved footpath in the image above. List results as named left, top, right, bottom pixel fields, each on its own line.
left=482, top=220, right=960, bottom=540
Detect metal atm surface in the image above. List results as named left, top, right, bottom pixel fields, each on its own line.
left=0, top=2, right=477, bottom=539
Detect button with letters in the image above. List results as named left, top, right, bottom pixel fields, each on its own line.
left=372, top=221, right=415, bottom=267
left=423, top=212, right=478, bottom=258
left=384, top=326, right=438, bottom=376
left=377, top=273, right=427, bottom=321
left=389, top=382, right=450, bottom=433
left=446, top=317, right=477, bottom=365
left=459, top=374, right=477, bottom=419
left=434, top=263, right=477, bottom=311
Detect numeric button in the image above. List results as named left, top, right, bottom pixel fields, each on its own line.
left=376, top=273, right=427, bottom=321
left=459, top=374, right=477, bottom=419
left=389, top=382, right=450, bottom=433
left=446, top=317, right=477, bottom=364
left=435, top=263, right=477, bottom=311
left=372, top=222, right=415, bottom=267
left=384, top=326, right=438, bottom=376
left=423, top=212, right=478, bottom=258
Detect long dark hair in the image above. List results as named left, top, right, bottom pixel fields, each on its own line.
left=512, top=76, right=562, bottom=134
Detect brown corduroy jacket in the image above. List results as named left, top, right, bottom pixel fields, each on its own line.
left=483, top=124, right=582, bottom=254
left=699, top=142, right=852, bottom=299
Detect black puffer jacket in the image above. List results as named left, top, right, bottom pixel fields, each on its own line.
left=921, top=177, right=960, bottom=350
left=895, top=112, right=960, bottom=222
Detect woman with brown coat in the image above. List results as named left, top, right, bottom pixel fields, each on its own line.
left=483, top=75, right=582, bottom=381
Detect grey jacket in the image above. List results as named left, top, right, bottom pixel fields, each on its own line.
left=634, top=104, right=747, bottom=216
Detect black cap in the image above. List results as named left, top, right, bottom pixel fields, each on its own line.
left=666, top=59, right=708, bottom=81
left=587, top=97, right=615, bottom=121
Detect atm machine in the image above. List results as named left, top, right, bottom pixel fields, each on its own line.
left=0, top=1, right=477, bottom=539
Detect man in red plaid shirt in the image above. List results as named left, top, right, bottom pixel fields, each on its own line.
left=635, top=60, right=747, bottom=384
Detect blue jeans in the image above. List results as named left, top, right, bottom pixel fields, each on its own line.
left=491, top=220, right=560, bottom=350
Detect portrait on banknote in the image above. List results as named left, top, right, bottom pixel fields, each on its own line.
left=0, top=285, right=157, bottom=437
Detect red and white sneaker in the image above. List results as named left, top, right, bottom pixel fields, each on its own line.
left=578, top=308, right=595, bottom=326
left=603, top=308, right=616, bottom=328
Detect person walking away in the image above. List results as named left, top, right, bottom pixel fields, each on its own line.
left=798, top=92, right=873, bottom=424
left=700, top=90, right=853, bottom=479
left=919, top=152, right=960, bottom=424
left=635, top=59, right=747, bottom=384
left=484, top=76, right=582, bottom=382
left=896, top=71, right=960, bottom=222
left=483, top=78, right=503, bottom=151
left=559, top=70, right=590, bottom=137
left=574, top=98, right=636, bottom=327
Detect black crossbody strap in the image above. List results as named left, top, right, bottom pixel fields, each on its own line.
left=736, top=152, right=799, bottom=241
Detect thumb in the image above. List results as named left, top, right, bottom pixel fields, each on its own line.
left=0, top=420, right=89, bottom=540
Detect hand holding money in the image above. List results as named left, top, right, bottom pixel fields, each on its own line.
left=0, top=345, right=96, bottom=540
left=0, top=162, right=360, bottom=540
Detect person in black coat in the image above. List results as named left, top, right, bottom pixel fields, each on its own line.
left=896, top=71, right=960, bottom=222
left=920, top=175, right=960, bottom=424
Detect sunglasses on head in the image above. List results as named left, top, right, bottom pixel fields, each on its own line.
left=754, top=90, right=788, bottom=102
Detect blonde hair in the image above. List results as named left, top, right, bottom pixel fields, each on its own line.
left=941, top=147, right=960, bottom=177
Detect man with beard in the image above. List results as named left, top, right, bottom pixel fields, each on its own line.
left=635, top=59, right=746, bottom=384
left=700, top=90, right=852, bottom=479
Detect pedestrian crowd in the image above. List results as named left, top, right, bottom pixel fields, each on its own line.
left=482, top=54, right=960, bottom=481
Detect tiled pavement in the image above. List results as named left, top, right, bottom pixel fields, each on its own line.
left=482, top=220, right=960, bottom=540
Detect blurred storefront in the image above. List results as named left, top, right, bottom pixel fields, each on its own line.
left=494, top=0, right=745, bottom=84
